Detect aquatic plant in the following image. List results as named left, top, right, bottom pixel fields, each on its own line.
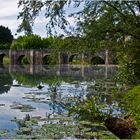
left=10, top=102, right=36, bottom=112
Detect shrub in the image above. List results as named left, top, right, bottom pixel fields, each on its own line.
left=11, top=35, right=50, bottom=50
left=125, top=85, right=140, bottom=123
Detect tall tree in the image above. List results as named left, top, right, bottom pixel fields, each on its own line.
left=0, top=25, right=13, bottom=49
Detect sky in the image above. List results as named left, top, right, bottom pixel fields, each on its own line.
left=0, top=0, right=79, bottom=38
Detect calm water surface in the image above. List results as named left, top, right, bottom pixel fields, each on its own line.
left=0, top=65, right=125, bottom=139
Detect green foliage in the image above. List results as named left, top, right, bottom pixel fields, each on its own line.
left=22, top=56, right=29, bottom=65
left=125, top=85, right=140, bottom=138
left=70, top=97, right=104, bottom=122
left=125, top=85, right=140, bottom=123
left=116, top=57, right=136, bottom=85
left=81, top=1, right=140, bottom=83
left=11, top=35, right=50, bottom=49
left=116, top=33, right=140, bottom=84
left=18, top=1, right=70, bottom=35
left=3, top=56, right=10, bottom=65
left=62, top=36, right=86, bottom=52
left=0, top=25, right=13, bottom=49
left=69, top=96, right=122, bottom=139
left=46, top=50, right=59, bottom=65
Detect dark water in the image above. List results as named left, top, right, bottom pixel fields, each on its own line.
left=0, top=65, right=125, bottom=139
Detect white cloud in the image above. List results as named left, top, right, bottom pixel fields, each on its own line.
left=66, top=16, right=76, bottom=26
left=0, top=0, right=81, bottom=37
left=0, top=0, right=53, bottom=37
left=0, top=0, right=19, bottom=17
left=0, top=0, right=21, bottom=36
left=0, top=0, right=49, bottom=37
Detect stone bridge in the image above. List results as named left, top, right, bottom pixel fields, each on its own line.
left=0, top=49, right=116, bottom=66
left=59, top=49, right=117, bottom=65
left=9, top=49, right=50, bottom=65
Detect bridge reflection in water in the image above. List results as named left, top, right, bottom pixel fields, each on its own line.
left=0, top=65, right=118, bottom=78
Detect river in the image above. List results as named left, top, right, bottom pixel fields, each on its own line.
left=0, top=65, right=125, bottom=139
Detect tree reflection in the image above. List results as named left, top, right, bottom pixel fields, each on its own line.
left=10, top=73, right=47, bottom=87
left=0, top=73, right=12, bottom=94
left=10, top=72, right=86, bottom=87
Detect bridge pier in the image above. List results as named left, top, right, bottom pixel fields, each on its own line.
left=105, top=49, right=109, bottom=65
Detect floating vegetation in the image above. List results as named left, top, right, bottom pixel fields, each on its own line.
left=24, top=92, right=48, bottom=95
left=4, top=114, right=78, bottom=139
left=23, top=94, right=46, bottom=103
left=10, top=102, right=36, bottom=112
left=0, top=129, right=10, bottom=138
left=0, top=104, right=5, bottom=106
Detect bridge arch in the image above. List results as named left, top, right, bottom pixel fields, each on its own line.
left=91, top=56, right=105, bottom=65
left=0, top=54, right=5, bottom=65
left=42, top=55, right=51, bottom=65
left=69, top=54, right=79, bottom=63
left=0, top=53, right=10, bottom=65
left=17, top=55, right=29, bottom=65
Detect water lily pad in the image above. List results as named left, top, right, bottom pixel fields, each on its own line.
left=0, top=129, right=9, bottom=138
left=10, top=102, right=35, bottom=112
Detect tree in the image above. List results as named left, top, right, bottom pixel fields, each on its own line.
left=17, top=1, right=140, bottom=36
left=61, top=36, right=86, bottom=52
left=0, top=25, right=13, bottom=49
left=17, top=1, right=34, bottom=35
left=17, top=1, right=140, bottom=52
left=17, top=0, right=76, bottom=35
left=11, top=34, right=50, bottom=49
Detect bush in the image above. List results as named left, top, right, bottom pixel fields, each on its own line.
left=125, top=85, right=140, bottom=138
left=125, top=85, right=140, bottom=123
left=22, top=56, right=29, bottom=65
left=11, top=35, right=50, bottom=50
left=3, top=56, right=10, bottom=65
